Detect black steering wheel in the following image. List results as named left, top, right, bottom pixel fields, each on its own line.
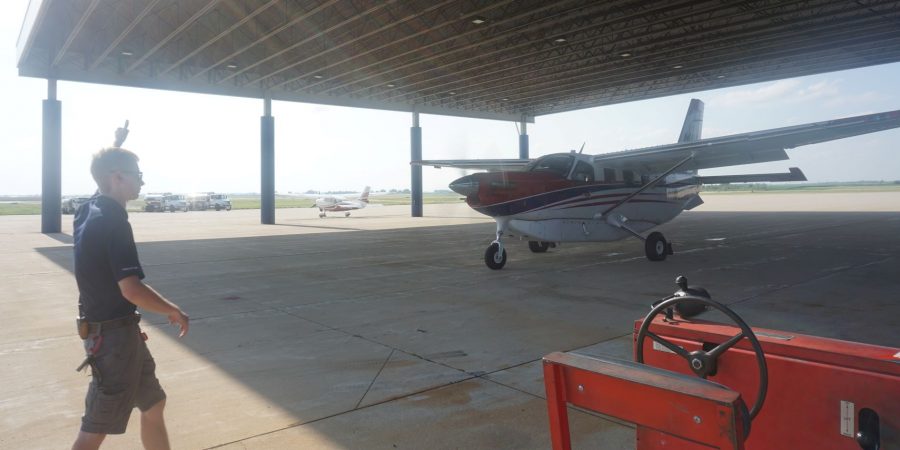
left=635, top=295, right=769, bottom=429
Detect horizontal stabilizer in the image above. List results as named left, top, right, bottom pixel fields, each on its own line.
left=699, top=167, right=807, bottom=184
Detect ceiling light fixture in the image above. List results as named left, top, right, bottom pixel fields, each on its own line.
left=120, top=51, right=133, bottom=56
left=502, top=98, right=509, bottom=101
left=554, top=37, right=567, bottom=43
left=449, top=91, right=456, bottom=95
left=313, top=75, right=323, bottom=79
left=387, top=83, right=395, bottom=88
left=471, top=17, right=487, bottom=25
left=226, top=63, right=238, bottom=69
left=717, top=75, right=726, bottom=79
left=672, top=65, right=683, bottom=69
left=619, top=52, right=632, bottom=57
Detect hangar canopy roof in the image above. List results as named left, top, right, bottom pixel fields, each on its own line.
left=17, top=0, right=900, bottom=122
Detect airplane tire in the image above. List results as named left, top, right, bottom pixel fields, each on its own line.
left=645, top=232, right=668, bottom=261
left=528, top=241, right=550, bottom=253
left=215, top=204, right=221, bottom=211
left=484, top=243, right=507, bottom=270
left=345, top=212, right=351, bottom=217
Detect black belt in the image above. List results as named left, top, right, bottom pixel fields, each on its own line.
left=87, top=313, right=141, bottom=334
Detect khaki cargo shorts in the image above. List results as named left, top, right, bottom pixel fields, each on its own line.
left=80, top=323, right=166, bottom=435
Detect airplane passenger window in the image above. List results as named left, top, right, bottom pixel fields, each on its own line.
left=571, top=161, right=595, bottom=183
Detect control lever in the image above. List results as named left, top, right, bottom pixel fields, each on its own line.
left=651, top=275, right=711, bottom=319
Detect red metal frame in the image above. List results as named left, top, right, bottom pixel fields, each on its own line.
left=635, top=317, right=900, bottom=449
left=542, top=317, right=900, bottom=449
left=543, top=352, right=747, bottom=450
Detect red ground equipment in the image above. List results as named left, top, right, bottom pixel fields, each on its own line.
left=543, top=279, right=899, bottom=449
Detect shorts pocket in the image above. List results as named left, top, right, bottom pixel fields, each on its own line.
left=84, top=388, right=132, bottom=434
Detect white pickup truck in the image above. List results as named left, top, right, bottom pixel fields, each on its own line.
left=208, top=193, right=232, bottom=211
left=144, top=193, right=166, bottom=212
left=164, top=194, right=190, bottom=212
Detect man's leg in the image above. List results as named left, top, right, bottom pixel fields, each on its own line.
left=140, top=398, right=170, bottom=450
left=72, top=431, right=106, bottom=450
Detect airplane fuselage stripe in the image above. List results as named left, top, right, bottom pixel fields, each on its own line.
left=472, top=181, right=694, bottom=217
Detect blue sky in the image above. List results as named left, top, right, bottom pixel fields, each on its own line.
left=3, top=1, right=899, bottom=196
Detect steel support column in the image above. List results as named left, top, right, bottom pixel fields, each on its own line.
left=519, top=118, right=529, bottom=160
left=260, top=95, right=275, bottom=225
left=42, top=79, right=62, bottom=233
left=410, top=112, right=423, bottom=217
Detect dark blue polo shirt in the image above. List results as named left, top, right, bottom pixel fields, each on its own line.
left=74, top=194, right=145, bottom=322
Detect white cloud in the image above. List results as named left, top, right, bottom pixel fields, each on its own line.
left=710, top=79, right=802, bottom=107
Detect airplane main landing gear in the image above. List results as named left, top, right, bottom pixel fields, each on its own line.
left=604, top=214, right=673, bottom=262
left=528, top=241, right=552, bottom=253
left=345, top=212, right=351, bottom=217
left=645, top=231, right=673, bottom=261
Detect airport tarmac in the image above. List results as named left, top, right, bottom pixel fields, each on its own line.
left=1, top=192, right=898, bottom=449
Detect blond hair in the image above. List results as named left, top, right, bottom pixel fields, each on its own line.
left=90, top=147, right=140, bottom=190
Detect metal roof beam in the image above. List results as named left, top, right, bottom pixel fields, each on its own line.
left=189, top=0, right=341, bottom=81
left=89, top=0, right=162, bottom=71
left=220, top=1, right=399, bottom=86
left=52, top=0, right=101, bottom=67
left=368, top=0, right=733, bottom=102
left=159, top=0, right=279, bottom=76
left=249, top=0, right=458, bottom=89
left=268, top=0, right=520, bottom=91
left=453, top=7, right=898, bottom=110
left=301, top=0, right=592, bottom=95
left=125, top=0, right=222, bottom=74
left=419, top=0, right=856, bottom=106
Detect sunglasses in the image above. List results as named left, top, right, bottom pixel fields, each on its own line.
left=113, top=170, right=143, bottom=181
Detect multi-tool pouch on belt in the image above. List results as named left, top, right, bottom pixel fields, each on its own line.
left=76, top=317, right=89, bottom=340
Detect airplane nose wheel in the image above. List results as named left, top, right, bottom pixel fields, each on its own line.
left=635, top=295, right=769, bottom=437
left=484, top=242, right=507, bottom=270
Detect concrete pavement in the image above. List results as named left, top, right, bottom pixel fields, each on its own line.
left=1, top=192, right=898, bottom=449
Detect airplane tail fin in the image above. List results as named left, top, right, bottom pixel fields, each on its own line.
left=359, top=186, right=371, bottom=203
left=678, top=99, right=704, bottom=143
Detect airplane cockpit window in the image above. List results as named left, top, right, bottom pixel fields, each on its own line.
left=571, top=161, right=595, bottom=183
left=526, top=154, right=574, bottom=177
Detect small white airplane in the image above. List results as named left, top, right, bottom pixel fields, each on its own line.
left=315, top=186, right=371, bottom=217
left=415, top=99, right=900, bottom=270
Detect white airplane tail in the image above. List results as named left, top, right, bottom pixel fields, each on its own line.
left=359, top=186, right=371, bottom=203
left=678, top=99, right=704, bottom=143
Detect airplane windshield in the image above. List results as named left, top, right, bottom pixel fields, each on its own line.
left=525, top=154, right=574, bottom=177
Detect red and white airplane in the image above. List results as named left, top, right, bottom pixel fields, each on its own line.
left=315, top=186, right=371, bottom=217
left=416, top=100, right=900, bottom=270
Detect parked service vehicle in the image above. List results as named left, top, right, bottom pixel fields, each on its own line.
left=144, top=193, right=166, bottom=212
left=209, top=193, right=232, bottom=211
left=61, top=196, right=91, bottom=214
left=164, top=194, right=190, bottom=212
left=187, top=193, right=210, bottom=211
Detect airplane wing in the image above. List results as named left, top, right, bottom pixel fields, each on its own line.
left=411, top=159, right=531, bottom=172
left=594, top=109, right=900, bottom=173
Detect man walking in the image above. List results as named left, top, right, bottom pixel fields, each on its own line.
left=72, top=126, right=189, bottom=450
